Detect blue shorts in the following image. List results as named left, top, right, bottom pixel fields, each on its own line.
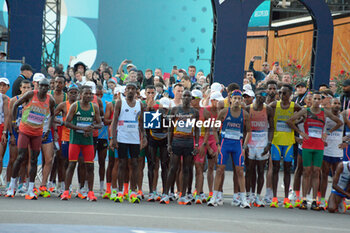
left=271, top=144, right=294, bottom=162
left=42, top=131, right=53, bottom=144
left=298, top=148, right=302, bottom=156
left=12, top=128, right=19, bottom=145
left=343, top=146, right=350, bottom=161
left=331, top=190, right=347, bottom=198
left=62, top=141, right=69, bottom=159
left=217, top=138, right=244, bottom=167
left=323, top=155, right=342, bottom=164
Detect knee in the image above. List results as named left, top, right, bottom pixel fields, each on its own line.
left=131, top=159, right=138, bottom=169
left=86, top=163, right=94, bottom=172
left=303, top=168, right=311, bottom=177
left=272, top=164, right=280, bottom=173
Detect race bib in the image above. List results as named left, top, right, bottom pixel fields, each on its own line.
left=76, top=122, right=91, bottom=133
left=27, top=111, right=45, bottom=125
left=56, top=115, right=63, bottom=125
left=308, top=126, right=323, bottom=139
left=252, top=131, right=268, bottom=141
left=276, top=120, right=291, bottom=133
left=176, top=120, right=193, bottom=134
left=119, top=120, right=138, bottom=132
left=224, top=128, right=242, bottom=140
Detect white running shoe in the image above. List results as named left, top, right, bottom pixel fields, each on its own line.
left=217, top=197, right=224, bottom=206
left=207, top=197, right=217, bottom=207
left=231, top=196, right=241, bottom=206
left=195, top=195, right=202, bottom=204
left=187, top=193, right=195, bottom=202
left=168, top=192, right=175, bottom=201
left=288, top=190, right=297, bottom=202
left=200, top=193, right=207, bottom=203
left=240, top=199, right=251, bottom=208
left=254, top=196, right=265, bottom=207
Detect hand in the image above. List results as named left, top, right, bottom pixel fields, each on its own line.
left=192, top=146, right=199, bottom=156
left=141, top=137, right=147, bottom=149
left=216, top=144, right=221, bottom=155
left=300, top=132, right=309, bottom=140
left=109, top=139, right=118, bottom=150
left=262, top=143, right=271, bottom=156
left=199, top=144, right=206, bottom=157
left=339, top=142, right=348, bottom=149
left=244, top=145, right=249, bottom=155
left=83, top=125, right=94, bottom=133
left=54, top=131, right=59, bottom=141
left=121, top=59, right=129, bottom=66
left=295, top=137, right=303, bottom=144
left=1, top=133, right=7, bottom=145
left=322, top=133, right=328, bottom=142
left=324, top=141, right=328, bottom=147
left=12, top=123, right=18, bottom=134
left=250, top=56, right=256, bottom=62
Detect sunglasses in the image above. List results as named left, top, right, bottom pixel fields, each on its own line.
left=262, top=64, right=269, bottom=66
left=259, top=92, right=268, bottom=97
left=192, top=96, right=200, bottom=100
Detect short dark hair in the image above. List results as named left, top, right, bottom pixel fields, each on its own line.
left=174, top=83, right=184, bottom=89
left=81, top=85, right=92, bottom=93
left=145, top=85, right=155, bottom=90
left=56, top=75, right=66, bottom=82
left=321, top=89, right=334, bottom=97
left=282, top=84, right=293, bottom=92
left=188, top=65, right=196, bottom=69
left=266, top=80, right=278, bottom=87
left=181, top=75, right=190, bottom=81
left=155, top=83, right=163, bottom=89
left=319, top=83, right=329, bottom=88
left=102, top=70, right=111, bottom=78
left=227, top=83, right=240, bottom=92
left=145, top=69, right=153, bottom=73
left=313, top=91, right=321, bottom=95
left=20, top=79, right=31, bottom=87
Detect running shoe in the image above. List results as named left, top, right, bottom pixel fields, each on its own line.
left=195, top=195, right=202, bottom=204
left=338, top=199, right=346, bottom=213
left=137, top=190, right=144, bottom=200
left=147, top=192, right=155, bottom=202
left=155, top=192, right=161, bottom=201
left=240, top=199, right=251, bottom=209
left=216, top=197, right=224, bottom=206
left=114, top=192, right=124, bottom=203
left=109, top=190, right=117, bottom=201
left=200, top=193, right=207, bottom=203
left=187, top=193, right=195, bottom=203
left=160, top=194, right=170, bottom=204
left=5, top=187, right=15, bottom=198
left=87, top=191, right=97, bottom=201
left=283, top=198, right=293, bottom=209
left=264, top=196, right=272, bottom=205
left=47, top=182, right=55, bottom=192
left=294, top=199, right=302, bottom=208
left=288, top=190, right=297, bottom=202
left=299, top=200, right=308, bottom=210
left=319, top=199, right=327, bottom=210
left=39, top=186, right=51, bottom=198
left=33, top=187, right=39, bottom=196
left=311, top=201, right=321, bottom=211
left=175, top=192, right=182, bottom=200
left=346, top=204, right=350, bottom=211
left=78, top=188, right=88, bottom=200
left=99, top=188, right=105, bottom=197
left=254, top=196, right=265, bottom=207
left=129, top=193, right=140, bottom=204
left=193, top=190, right=197, bottom=198
left=61, top=190, right=70, bottom=200
left=231, top=196, right=241, bottom=207
left=17, top=185, right=27, bottom=196
left=270, top=197, right=279, bottom=208
left=25, top=190, right=37, bottom=200
left=178, top=196, right=186, bottom=205
left=123, top=189, right=130, bottom=200
left=169, top=193, right=175, bottom=201
left=102, top=191, right=111, bottom=199
left=207, top=192, right=213, bottom=202
left=207, top=197, right=217, bottom=207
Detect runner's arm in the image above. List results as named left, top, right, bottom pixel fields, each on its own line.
left=332, top=163, right=350, bottom=199
left=286, top=108, right=307, bottom=135
left=111, top=99, right=122, bottom=141
left=341, top=110, right=350, bottom=129
left=2, top=95, right=9, bottom=133
left=47, top=96, right=57, bottom=133
left=214, top=108, right=226, bottom=144
left=325, top=109, right=343, bottom=133
left=194, top=109, right=200, bottom=147
left=103, top=102, right=113, bottom=125
left=93, top=103, right=102, bottom=129
left=243, top=110, right=251, bottom=148
left=167, top=107, right=176, bottom=148
left=266, top=105, right=274, bottom=144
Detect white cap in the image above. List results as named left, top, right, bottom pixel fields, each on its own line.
left=210, top=91, right=224, bottom=101
left=126, top=63, right=136, bottom=68
left=0, top=77, right=9, bottom=85
left=113, top=85, right=122, bottom=95
left=160, top=97, right=171, bottom=109
left=120, top=85, right=126, bottom=94
left=243, top=84, right=253, bottom=91
left=140, top=89, right=146, bottom=99
left=243, top=89, right=255, bottom=97
left=33, top=73, right=45, bottom=82
left=85, top=81, right=96, bottom=94
left=199, top=76, right=206, bottom=81
left=191, top=89, right=203, bottom=99
left=211, top=82, right=222, bottom=92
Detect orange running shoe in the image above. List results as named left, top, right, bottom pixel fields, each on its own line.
left=87, top=191, right=97, bottom=201
left=61, top=190, right=70, bottom=200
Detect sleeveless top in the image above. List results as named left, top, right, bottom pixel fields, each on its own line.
left=98, top=100, right=109, bottom=140
left=345, top=109, right=350, bottom=136
left=15, top=96, right=23, bottom=127
left=19, top=90, right=50, bottom=136
left=173, top=108, right=196, bottom=138
left=70, top=101, right=95, bottom=145
left=92, top=95, right=100, bottom=138
left=272, top=101, right=295, bottom=145
left=221, top=108, right=244, bottom=141
left=199, top=106, right=217, bottom=137
left=332, top=161, right=350, bottom=192
left=324, top=115, right=343, bottom=157
left=248, top=104, right=268, bottom=148
left=117, top=98, right=141, bottom=144
left=61, top=101, right=71, bottom=142
left=302, top=107, right=325, bottom=150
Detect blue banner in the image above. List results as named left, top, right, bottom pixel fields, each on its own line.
left=248, top=0, right=270, bottom=27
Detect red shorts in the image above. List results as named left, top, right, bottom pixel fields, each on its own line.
left=18, top=132, right=42, bottom=151
left=69, top=144, right=94, bottom=163
left=194, top=135, right=218, bottom=163
left=0, top=123, right=3, bottom=134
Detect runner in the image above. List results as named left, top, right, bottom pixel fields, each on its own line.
left=110, top=82, right=146, bottom=203
left=208, top=90, right=251, bottom=208
left=6, top=78, right=55, bottom=200
left=7, top=79, right=32, bottom=192
left=320, top=97, right=345, bottom=209
left=327, top=161, right=350, bottom=213
left=61, top=85, right=102, bottom=201
left=269, top=84, right=302, bottom=208
left=160, top=90, right=199, bottom=205
left=245, top=88, right=274, bottom=207
left=54, top=84, right=79, bottom=196
left=0, top=78, right=9, bottom=190
left=287, top=91, right=342, bottom=210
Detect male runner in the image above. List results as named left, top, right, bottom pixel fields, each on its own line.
left=208, top=90, right=251, bottom=208
left=287, top=91, right=342, bottom=210
left=7, top=79, right=32, bottom=193
left=110, top=82, right=145, bottom=203
left=245, top=89, right=274, bottom=207
left=0, top=78, right=9, bottom=186
left=61, top=85, right=102, bottom=201
left=6, top=78, right=55, bottom=199
left=54, top=84, right=79, bottom=196
left=320, top=98, right=345, bottom=209
left=160, top=90, right=199, bottom=205
left=327, top=161, right=350, bottom=213
left=269, top=84, right=302, bottom=208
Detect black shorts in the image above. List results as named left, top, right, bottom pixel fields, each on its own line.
left=118, top=143, right=140, bottom=159
left=148, top=137, right=167, bottom=148
left=96, top=139, right=108, bottom=152
left=172, top=141, right=193, bottom=157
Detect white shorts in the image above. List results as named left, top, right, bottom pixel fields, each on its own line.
left=248, top=146, right=269, bottom=161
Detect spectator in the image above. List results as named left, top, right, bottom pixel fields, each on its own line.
left=74, top=70, right=85, bottom=86
left=198, top=76, right=206, bottom=85
left=107, top=79, right=117, bottom=94
left=249, top=56, right=270, bottom=82
left=73, top=61, right=87, bottom=74
left=243, top=86, right=255, bottom=105
left=188, top=65, right=197, bottom=83
left=181, top=75, right=192, bottom=90
left=329, top=80, right=338, bottom=97
left=137, top=70, right=144, bottom=86
left=155, top=83, right=164, bottom=100
left=281, top=72, right=292, bottom=85
left=47, top=67, right=55, bottom=79
left=85, top=69, right=94, bottom=82
left=319, top=83, right=329, bottom=92
left=340, top=79, right=350, bottom=110
left=12, top=63, right=34, bottom=97
left=293, top=82, right=308, bottom=106
left=196, top=71, right=204, bottom=81
left=142, top=69, right=154, bottom=89
left=92, top=71, right=102, bottom=86
left=0, top=51, right=7, bottom=60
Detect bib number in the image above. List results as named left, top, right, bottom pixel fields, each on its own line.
left=224, top=128, right=242, bottom=140
left=308, top=126, right=323, bottom=139
left=276, top=120, right=291, bottom=133
left=27, top=111, right=45, bottom=125
left=76, top=122, right=91, bottom=133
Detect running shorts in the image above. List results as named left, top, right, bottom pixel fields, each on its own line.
left=302, top=148, right=323, bottom=167
left=271, top=144, right=294, bottom=162
left=62, top=141, right=69, bottom=159
left=42, top=131, right=53, bottom=144
left=118, top=143, right=140, bottom=159
left=247, top=146, right=269, bottom=161
left=69, top=144, right=94, bottom=163
left=323, top=155, right=342, bottom=164
left=194, top=136, right=218, bottom=163
left=96, top=139, right=108, bottom=152
left=217, top=138, right=244, bottom=167
left=344, top=146, right=350, bottom=161
left=18, top=132, right=42, bottom=151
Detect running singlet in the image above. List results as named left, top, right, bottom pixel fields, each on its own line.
left=0, top=93, right=4, bottom=124
left=272, top=101, right=295, bottom=145
left=15, top=96, right=23, bottom=127
left=173, top=109, right=196, bottom=138
left=345, top=109, right=350, bottom=137
left=19, top=90, right=50, bottom=136
left=221, top=108, right=244, bottom=140
left=50, top=90, right=67, bottom=108
left=331, top=161, right=350, bottom=193
left=150, top=109, right=168, bottom=141
left=61, top=101, right=71, bottom=142
left=117, top=98, right=141, bottom=144
left=92, top=95, right=100, bottom=138
left=248, top=104, right=268, bottom=148
left=199, top=106, right=217, bottom=137
left=324, top=116, right=343, bottom=157
left=70, top=101, right=95, bottom=145
left=302, top=107, right=325, bottom=150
